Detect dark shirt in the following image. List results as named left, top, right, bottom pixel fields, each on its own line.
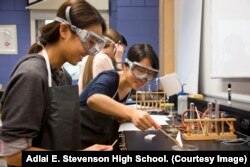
left=79, top=70, right=130, bottom=149
left=0, top=54, right=71, bottom=142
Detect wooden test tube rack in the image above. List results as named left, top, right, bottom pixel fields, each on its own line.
left=136, top=91, right=166, bottom=111
left=182, top=118, right=237, bottom=140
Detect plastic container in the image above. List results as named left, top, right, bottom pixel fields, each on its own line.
left=177, top=84, right=188, bottom=116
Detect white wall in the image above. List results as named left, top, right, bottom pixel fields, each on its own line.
left=211, top=0, right=250, bottom=78
left=200, top=0, right=250, bottom=105
left=174, top=0, right=203, bottom=94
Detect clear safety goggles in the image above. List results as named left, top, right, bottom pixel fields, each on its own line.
left=54, top=8, right=106, bottom=56
left=125, top=58, right=159, bottom=81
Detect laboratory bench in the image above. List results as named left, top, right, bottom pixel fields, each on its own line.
left=119, top=97, right=250, bottom=151
left=118, top=112, right=250, bottom=151
left=119, top=129, right=250, bottom=151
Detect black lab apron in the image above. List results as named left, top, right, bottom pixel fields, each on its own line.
left=32, top=49, right=81, bottom=150
left=80, top=80, right=131, bottom=150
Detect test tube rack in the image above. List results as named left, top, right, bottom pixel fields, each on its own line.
left=135, top=91, right=166, bottom=111
left=182, top=117, right=237, bottom=140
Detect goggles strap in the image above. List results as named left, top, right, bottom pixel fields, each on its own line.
left=65, top=6, right=72, bottom=24
left=125, top=58, right=132, bottom=67
left=54, top=17, right=68, bottom=24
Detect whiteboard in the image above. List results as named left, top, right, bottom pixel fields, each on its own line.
left=211, top=0, right=250, bottom=78
left=175, top=0, right=203, bottom=94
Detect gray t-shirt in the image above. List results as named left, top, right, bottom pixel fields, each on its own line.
left=0, top=54, right=71, bottom=155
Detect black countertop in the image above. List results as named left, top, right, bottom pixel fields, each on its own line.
left=123, top=130, right=250, bottom=151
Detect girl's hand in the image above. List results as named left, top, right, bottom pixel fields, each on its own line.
left=130, top=109, right=161, bottom=131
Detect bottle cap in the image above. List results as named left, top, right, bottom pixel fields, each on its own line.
left=179, top=84, right=187, bottom=95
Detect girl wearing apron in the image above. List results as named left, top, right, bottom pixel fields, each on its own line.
left=79, top=43, right=161, bottom=149
left=0, top=1, right=111, bottom=166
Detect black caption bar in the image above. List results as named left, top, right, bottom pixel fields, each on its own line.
left=22, top=151, right=250, bottom=167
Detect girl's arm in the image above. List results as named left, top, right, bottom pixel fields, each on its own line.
left=4, top=146, right=46, bottom=167
left=87, top=94, right=161, bottom=130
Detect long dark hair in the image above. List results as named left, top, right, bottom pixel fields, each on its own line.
left=126, top=43, right=159, bottom=69
left=28, top=0, right=106, bottom=54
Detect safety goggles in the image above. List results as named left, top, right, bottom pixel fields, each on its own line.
left=54, top=7, right=106, bottom=56
left=125, top=58, right=159, bottom=81
left=76, top=27, right=106, bottom=56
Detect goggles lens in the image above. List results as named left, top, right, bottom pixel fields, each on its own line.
left=76, top=29, right=106, bottom=56
left=54, top=17, right=106, bottom=56
left=125, top=58, right=159, bottom=81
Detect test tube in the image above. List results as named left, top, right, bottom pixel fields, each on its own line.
left=189, top=102, right=195, bottom=131
left=220, top=112, right=226, bottom=134
left=215, top=100, right=220, bottom=135
left=190, top=102, right=195, bottom=119
left=207, top=102, right=213, bottom=118
left=207, top=102, right=213, bottom=134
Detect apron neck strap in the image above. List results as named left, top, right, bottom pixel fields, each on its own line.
left=41, top=49, right=52, bottom=87
left=112, top=72, right=132, bottom=101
